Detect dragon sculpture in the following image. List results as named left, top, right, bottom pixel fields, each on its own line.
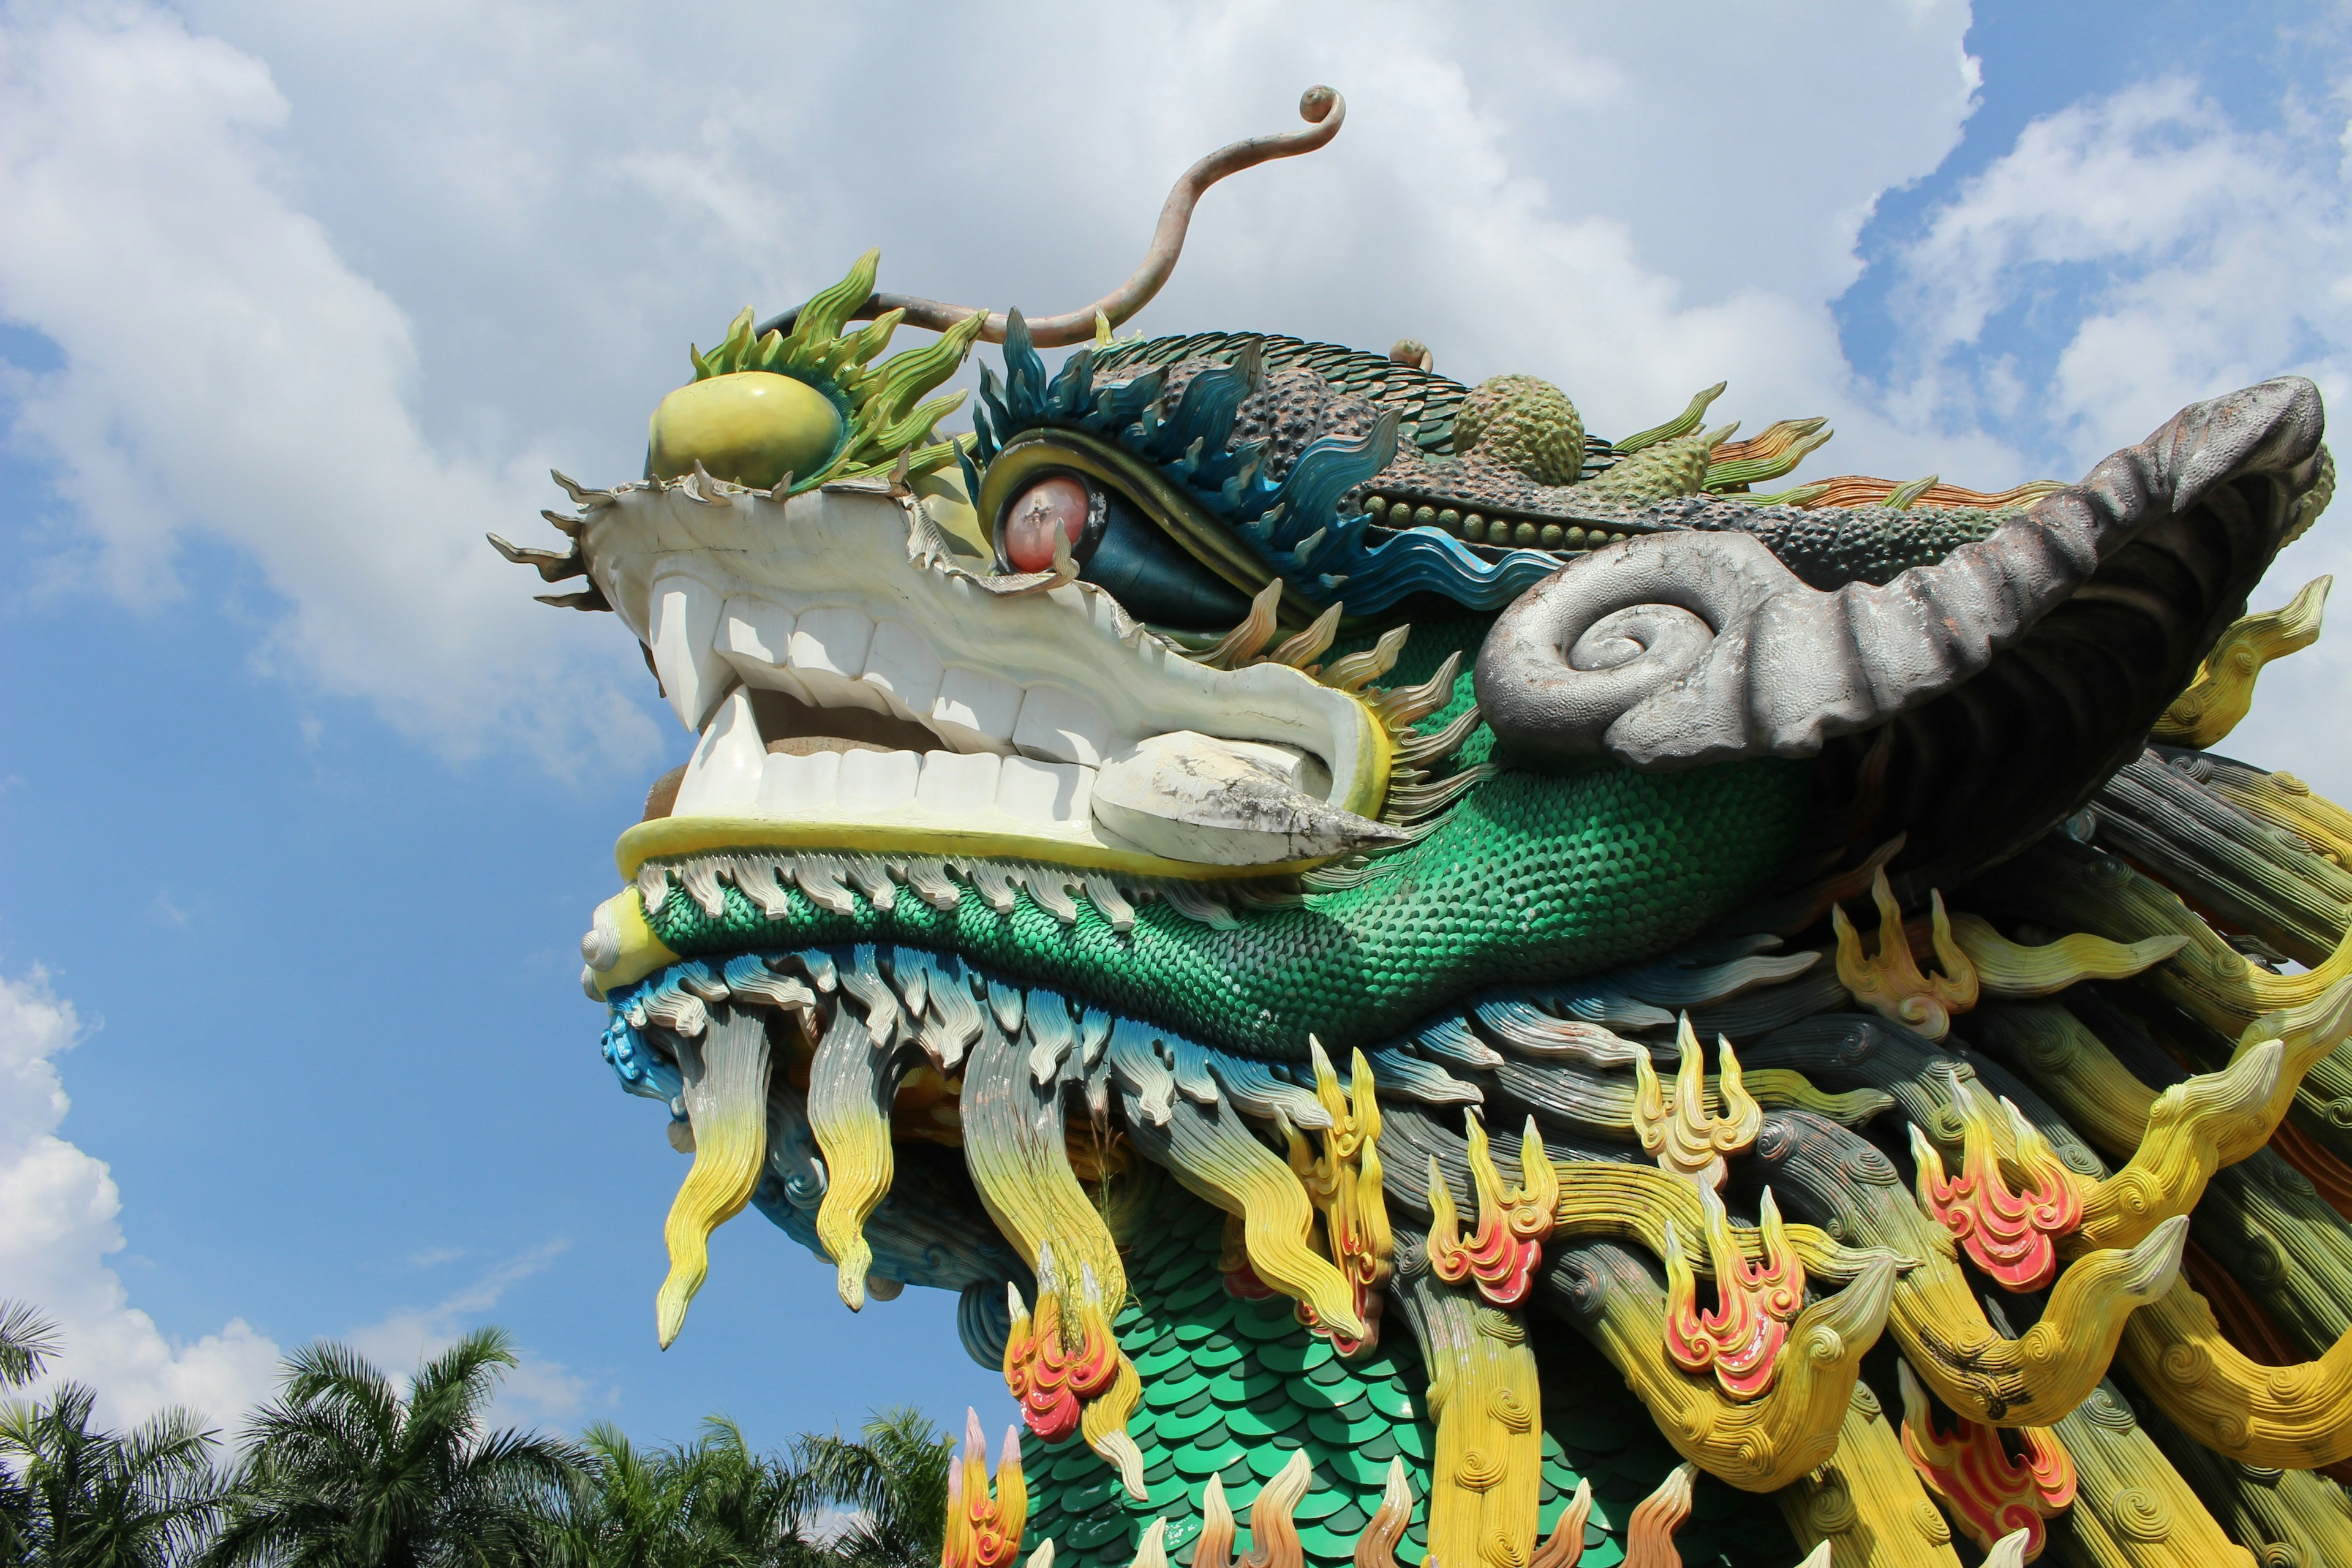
left=499, top=87, right=2352, bottom=1568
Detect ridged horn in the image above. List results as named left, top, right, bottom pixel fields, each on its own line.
left=1475, top=377, right=2327, bottom=891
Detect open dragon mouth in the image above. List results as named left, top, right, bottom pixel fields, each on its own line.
left=591, top=474, right=1402, bottom=883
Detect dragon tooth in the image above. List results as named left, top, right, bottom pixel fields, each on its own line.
left=723, top=952, right=813, bottom=1015
left=1027, top=992, right=1075, bottom=1084
left=842, top=854, right=896, bottom=910
left=672, top=688, right=764, bottom=817
left=919, top=967, right=982, bottom=1071
left=797, top=949, right=839, bottom=992
left=678, top=856, right=731, bottom=920
left=549, top=469, right=614, bottom=508
left=648, top=571, right=733, bottom=731
left=1026, top=867, right=1083, bottom=925
left=636, top=861, right=673, bottom=918
left=968, top=861, right=1019, bottom=914
left=734, top=856, right=795, bottom=920
left=889, top=948, right=929, bottom=1015
left=1091, top=731, right=1407, bottom=866
left=1159, top=883, right=1239, bottom=929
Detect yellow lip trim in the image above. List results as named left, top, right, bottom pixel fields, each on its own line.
left=617, top=699, right=1395, bottom=883
left=588, top=886, right=684, bottom=998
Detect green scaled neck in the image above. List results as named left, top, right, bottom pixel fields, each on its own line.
left=1019, top=1180, right=1791, bottom=1568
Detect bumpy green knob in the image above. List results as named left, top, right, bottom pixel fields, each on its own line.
left=1454, top=375, right=1585, bottom=487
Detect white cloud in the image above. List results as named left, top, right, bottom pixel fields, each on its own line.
left=1887, top=76, right=2352, bottom=468
left=0, top=8, right=657, bottom=768
left=345, top=1240, right=592, bottom=1425
left=0, top=965, right=282, bottom=1431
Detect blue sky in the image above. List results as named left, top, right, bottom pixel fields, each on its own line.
left=3, top=1, right=2350, bottom=1452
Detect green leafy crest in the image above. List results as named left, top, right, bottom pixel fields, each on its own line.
left=690, top=249, right=987, bottom=491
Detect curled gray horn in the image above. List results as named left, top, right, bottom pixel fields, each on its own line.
left=1478, top=377, right=2326, bottom=772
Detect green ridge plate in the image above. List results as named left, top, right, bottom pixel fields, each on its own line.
left=1289, top=1376, right=1359, bottom=1413
left=1322, top=1500, right=1370, bottom=1534
left=1256, top=1337, right=1335, bottom=1374
left=1360, top=1379, right=1419, bottom=1420
left=1156, top=1404, right=1227, bottom=1442
left=1287, top=1485, right=1348, bottom=1523
left=1134, top=1343, right=1193, bottom=1378
left=1319, top=1449, right=1395, bottom=1488
left=1244, top=1442, right=1306, bottom=1480
left=1172, top=1443, right=1242, bottom=1478
left=1223, top=1403, right=1290, bottom=1440
left=1163, top=1274, right=1227, bottom=1311
left=1047, top=1447, right=1104, bottom=1483
left=1244, top=1383, right=1295, bottom=1414
left=1207, top=1366, right=1281, bottom=1403
left=1302, top=1354, right=1354, bottom=1387
left=1061, top=1476, right=1125, bottom=1514
left=1065, top=1512, right=1135, bottom=1551
left=1188, top=1338, right=1244, bottom=1371
left=1295, top=1521, right=1366, bottom=1560
left=1231, top=1304, right=1303, bottom=1341
left=1156, top=1381, right=1215, bottom=1416
left=1305, top=1409, right=1393, bottom=1446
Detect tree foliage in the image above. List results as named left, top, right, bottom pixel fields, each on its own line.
left=0, top=1305, right=960, bottom=1568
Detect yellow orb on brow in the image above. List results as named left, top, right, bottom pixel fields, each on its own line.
left=647, top=371, right=844, bottom=492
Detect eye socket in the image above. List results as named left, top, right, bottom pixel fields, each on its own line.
left=991, top=467, right=1251, bottom=630
left=1000, top=472, right=1104, bottom=572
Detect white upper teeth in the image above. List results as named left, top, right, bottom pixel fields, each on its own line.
left=594, top=484, right=1386, bottom=870
left=670, top=687, right=1103, bottom=840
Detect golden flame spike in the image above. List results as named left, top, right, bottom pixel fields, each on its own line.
left=1670, top=1015, right=1712, bottom=1147
left=1425, top=1153, right=1463, bottom=1255
left=656, top=1014, right=772, bottom=1348
left=1193, top=1474, right=1235, bottom=1568
left=1269, top=602, right=1343, bottom=669
left=1196, top=580, right=1284, bottom=669
left=1323, top=624, right=1411, bottom=692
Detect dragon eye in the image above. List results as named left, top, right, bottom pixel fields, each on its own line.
left=981, top=446, right=1257, bottom=628
left=1001, top=474, right=1096, bottom=571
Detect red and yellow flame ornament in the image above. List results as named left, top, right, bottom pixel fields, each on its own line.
left=1001, top=1249, right=1122, bottom=1443
left=1897, top=1360, right=2075, bottom=1561
left=1662, top=1185, right=1807, bottom=1400
left=940, top=1409, right=1030, bottom=1568
left=1426, top=1109, right=1559, bottom=1306
left=1286, top=1038, right=1393, bottom=1353
left=1909, top=1085, right=2084, bottom=1291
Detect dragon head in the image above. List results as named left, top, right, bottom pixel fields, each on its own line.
left=501, top=85, right=2337, bottom=1568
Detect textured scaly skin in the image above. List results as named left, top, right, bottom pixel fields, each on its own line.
left=643, top=748, right=1812, bottom=1057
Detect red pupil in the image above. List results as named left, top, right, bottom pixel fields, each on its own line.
left=1004, top=475, right=1089, bottom=571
